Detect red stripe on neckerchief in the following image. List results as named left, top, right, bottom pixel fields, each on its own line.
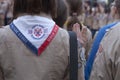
left=10, top=22, right=59, bottom=56
left=38, top=24, right=59, bottom=56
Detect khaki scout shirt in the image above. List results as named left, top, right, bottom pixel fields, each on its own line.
left=83, top=14, right=93, bottom=29
left=90, top=22, right=120, bottom=80
left=0, top=26, right=84, bottom=80
left=98, top=14, right=108, bottom=28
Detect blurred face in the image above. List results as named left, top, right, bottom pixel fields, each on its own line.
left=84, top=2, right=90, bottom=11
left=95, top=7, right=99, bottom=13
left=99, top=4, right=105, bottom=13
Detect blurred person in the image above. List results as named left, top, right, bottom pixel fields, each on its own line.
left=88, top=0, right=120, bottom=80
left=66, top=13, right=92, bottom=60
left=0, top=0, right=85, bottom=80
left=85, top=1, right=120, bottom=80
left=66, top=0, right=86, bottom=80
left=66, top=0, right=92, bottom=60
left=54, top=0, right=84, bottom=80
left=91, top=2, right=108, bottom=38
left=85, top=0, right=119, bottom=80
left=107, top=1, right=119, bottom=24
left=83, top=0, right=93, bottom=30
left=53, top=1, right=88, bottom=79
left=53, top=0, right=68, bottom=28
left=66, top=0, right=86, bottom=47
left=97, top=1, right=108, bottom=28
left=91, top=2, right=100, bottom=38
left=85, top=21, right=118, bottom=80
left=90, top=2, right=107, bottom=38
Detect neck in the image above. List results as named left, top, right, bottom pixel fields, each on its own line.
left=39, top=12, right=52, bottom=19
left=16, top=12, right=52, bottom=19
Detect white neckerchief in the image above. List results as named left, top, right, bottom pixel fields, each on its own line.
left=13, top=15, right=55, bottom=49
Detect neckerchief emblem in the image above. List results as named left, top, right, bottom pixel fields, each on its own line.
left=28, top=25, right=47, bottom=39
left=10, top=22, right=59, bottom=56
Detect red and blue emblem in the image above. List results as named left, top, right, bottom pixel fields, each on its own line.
left=28, top=25, right=47, bottom=39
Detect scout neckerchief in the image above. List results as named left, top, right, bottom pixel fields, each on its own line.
left=85, top=22, right=119, bottom=80
left=10, top=15, right=59, bottom=56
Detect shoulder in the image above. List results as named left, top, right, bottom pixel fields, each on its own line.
left=103, top=22, right=120, bottom=40
left=53, top=27, right=69, bottom=45
left=57, top=27, right=69, bottom=39
left=100, top=22, right=120, bottom=53
left=57, top=28, right=70, bottom=55
left=57, top=27, right=69, bottom=46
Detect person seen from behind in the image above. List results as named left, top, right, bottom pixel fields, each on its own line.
left=66, top=0, right=92, bottom=60
left=0, top=0, right=85, bottom=80
left=89, top=0, right=120, bottom=80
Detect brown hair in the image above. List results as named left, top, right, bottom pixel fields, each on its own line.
left=67, top=15, right=82, bottom=31
left=66, top=0, right=82, bottom=31
left=66, top=0, right=82, bottom=16
left=53, top=0, right=68, bottom=27
left=13, top=0, right=57, bottom=18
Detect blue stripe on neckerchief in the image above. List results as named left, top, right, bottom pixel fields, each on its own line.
left=10, top=22, right=38, bottom=55
left=85, top=22, right=118, bottom=80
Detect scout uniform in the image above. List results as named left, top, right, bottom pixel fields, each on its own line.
left=90, top=22, right=120, bottom=80
left=79, top=14, right=93, bottom=59
left=85, top=21, right=118, bottom=80
left=0, top=15, right=84, bottom=80
left=98, top=13, right=108, bottom=28
left=83, top=13, right=93, bottom=29
left=65, top=15, right=92, bottom=60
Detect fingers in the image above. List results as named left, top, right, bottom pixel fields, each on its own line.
left=73, top=23, right=81, bottom=34
left=72, top=23, right=84, bottom=46
left=72, top=23, right=88, bottom=47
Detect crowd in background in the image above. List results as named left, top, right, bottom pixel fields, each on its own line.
left=0, top=0, right=115, bottom=38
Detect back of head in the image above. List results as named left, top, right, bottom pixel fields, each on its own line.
left=53, top=0, right=68, bottom=27
left=13, top=0, right=57, bottom=18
